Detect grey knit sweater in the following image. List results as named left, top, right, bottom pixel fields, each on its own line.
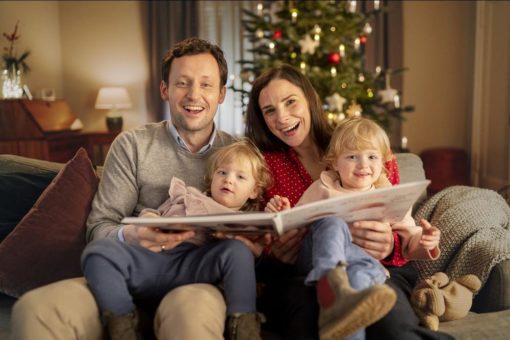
left=86, top=121, right=234, bottom=242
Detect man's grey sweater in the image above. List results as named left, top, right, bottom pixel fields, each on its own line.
left=86, top=121, right=234, bottom=242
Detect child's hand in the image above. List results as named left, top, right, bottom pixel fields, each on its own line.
left=419, top=219, right=441, bottom=250
left=264, top=195, right=291, bottom=212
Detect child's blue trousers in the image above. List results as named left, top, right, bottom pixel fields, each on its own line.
left=82, top=238, right=256, bottom=316
left=296, top=216, right=387, bottom=289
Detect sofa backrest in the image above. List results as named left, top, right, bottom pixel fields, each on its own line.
left=0, top=151, right=429, bottom=210
left=395, top=153, right=428, bottom=208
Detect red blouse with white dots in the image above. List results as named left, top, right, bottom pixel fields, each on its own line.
left=262, top=148, right=407, bottom=267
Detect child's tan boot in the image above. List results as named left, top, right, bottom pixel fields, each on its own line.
left=226, top=312, right=265, bottom=340
left=103, top=310, right=142, bottom=340
left=316, top=263, right=397, bottom=340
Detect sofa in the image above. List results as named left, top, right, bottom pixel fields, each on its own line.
left=0, top=151, right=509, bottom=339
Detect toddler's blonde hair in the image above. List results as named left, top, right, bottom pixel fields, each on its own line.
left=205, top=138, right=272, bottom=211
left=324, top=117, right=393, bottom=188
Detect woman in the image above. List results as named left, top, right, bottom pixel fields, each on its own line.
left=244, top=64, right=452, bottom=340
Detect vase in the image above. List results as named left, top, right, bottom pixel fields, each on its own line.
left=2, top=67, right=23, bottom=99
left=106, top=116, right=123, bottom=131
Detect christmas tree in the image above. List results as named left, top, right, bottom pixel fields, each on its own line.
left=231, top=0, right=413, bottom=132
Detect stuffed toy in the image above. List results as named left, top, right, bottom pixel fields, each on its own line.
left=410, top=272, right=482, bottom=330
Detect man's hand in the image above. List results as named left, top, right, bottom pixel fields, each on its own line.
left=349, top=220, right=394, bottom=260
left=264, top=195, right=291, bottom=212
left=122, top=212, right=195, bottom=252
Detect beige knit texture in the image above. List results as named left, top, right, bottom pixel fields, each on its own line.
left=413, top=186, right=510, bottom=288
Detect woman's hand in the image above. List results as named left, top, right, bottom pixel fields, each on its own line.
left=349, top=220, right=394, bottom=260
left=122, top=212, right=195, bottom=253
left=270, top=228, right=306, bottom=264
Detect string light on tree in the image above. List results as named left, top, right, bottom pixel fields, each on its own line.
left=348, top=0, right=357, bottom=13
left=290, top=8, right=298, bottom=22
left=363, top=23, right=373, bottom=34
left=354, top=37, right=361, bottom=51
left=268, top=42, right=275, bottom=53
left=394, top=94, right=400, bottom=108
left=339, top=44, right=346, bottom=58
left=401, top=136, right=409, bottom=152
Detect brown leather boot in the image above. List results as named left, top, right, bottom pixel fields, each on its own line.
left=226, top=312, right=265, bottom=340
left=103, top=310, right=142, bottom=340
left=316, top=263, right=397, bottom=340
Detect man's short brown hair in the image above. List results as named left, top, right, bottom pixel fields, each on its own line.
left=161, top=37, right=228, bottom=87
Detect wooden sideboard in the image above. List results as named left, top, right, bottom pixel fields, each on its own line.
left=0, top=99, right=119, bottom=166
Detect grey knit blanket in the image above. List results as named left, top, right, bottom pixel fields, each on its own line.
left=412, top=186, right=510, bottom=288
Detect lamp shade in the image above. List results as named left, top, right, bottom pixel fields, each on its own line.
left=95, top=87, right=132, bottom=109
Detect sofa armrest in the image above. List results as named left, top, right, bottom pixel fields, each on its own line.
left=473, top=259, right=510, bottom=313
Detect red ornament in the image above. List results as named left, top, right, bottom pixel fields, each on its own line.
left=273, top=30, right=282, bottom=40
left=360, top=35, right=368, bottom=45
left=328, top=51, right=341, bottom=64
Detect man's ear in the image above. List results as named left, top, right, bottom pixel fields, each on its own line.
left=160, top=80, right=169, bottom=100
left=218, top=86, right=226, bottom=104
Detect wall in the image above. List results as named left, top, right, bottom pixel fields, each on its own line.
left=471, top=1, right=510, bottom=190
left=59, top=1, right=149, bottom=131
left=1, top=1, right=149, bottom=132
left=0, top=1, right=484, bottom=151
left=0, top=1, right=63, bottom=100
left=402, top=1, right=476, bottom=155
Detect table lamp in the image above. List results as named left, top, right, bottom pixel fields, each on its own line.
left=95, top=87, right=132, bottom=131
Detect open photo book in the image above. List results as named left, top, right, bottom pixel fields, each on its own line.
left=122, top=180, right=430, bottom=236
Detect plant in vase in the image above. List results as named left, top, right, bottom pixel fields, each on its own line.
left=2, top=21, right=30, bottom=99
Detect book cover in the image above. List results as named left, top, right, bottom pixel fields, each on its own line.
left=121, top=180, right=430, bottom=235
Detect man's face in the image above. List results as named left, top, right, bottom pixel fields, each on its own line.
left=160, top=53, right=226, bottom=135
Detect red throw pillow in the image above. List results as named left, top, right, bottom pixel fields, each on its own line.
left=0, top=148, right=99, bottom=297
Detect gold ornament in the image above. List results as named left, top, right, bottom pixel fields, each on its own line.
left=346, top=102, right=362, bottom=117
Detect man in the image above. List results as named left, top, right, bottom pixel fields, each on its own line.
left=12, top=37, right=233, bottom=340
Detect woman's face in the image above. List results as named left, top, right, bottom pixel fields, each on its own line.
left=258, top=79, right=312, bottom=148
